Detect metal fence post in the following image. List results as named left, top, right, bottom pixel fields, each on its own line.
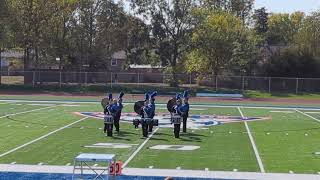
left=215, top=76, right=218, bottom=91
left=32, top=71, right=35, bottom=87
left=189, top=74, right=192, bottom=85
left=162, top=73, right=165, bottom=84
left=268, top=77, right=271, bottom=93
left=296, top=78, right=299, bottom=94
left=59, top=71, right=62, bottom=88
left=242, top=76, right=245, bottom=92
left=137, top=73, right=140, bottom=85
left=110, top=72, right=113, bottom=88
left=85, top=72, right=88, bottom=86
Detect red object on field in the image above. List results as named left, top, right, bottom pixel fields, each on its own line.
left=109, top=161, right=123, bottom=175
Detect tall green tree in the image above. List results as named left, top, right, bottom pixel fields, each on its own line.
left=95, top=0, right=131, bottom=70
left=199, top=0, right=254, bottom=24
left=44, top=0, right=78, bottom=71
left=253, top=7, right=268, bottom=35
left=186, top=11, right=245, bottom=76
left=68, top=0, right=103, bottom=71
left=129, top=0, right=195, bottom=86
left=294, top=11, right=320, bottom=57
left=231, top=31, right=259, bottom=75
left=124, top=17, right=151, bottom=65
left=264, top=47, right=320, bottom=78
left=0, top=0, right=10, bottom=84
left=8, top=0, right=59, bottom=71
left=267, top=12, right=305, bottom=45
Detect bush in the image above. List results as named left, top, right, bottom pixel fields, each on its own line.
left=264, top=48, right=320, bottom=78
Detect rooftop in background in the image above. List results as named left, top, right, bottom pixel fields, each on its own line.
left=129, top=64, right=164, bottom=69
left=1, top=50, right=24, bottom=58
left=112, top=50, right=126, bottom=60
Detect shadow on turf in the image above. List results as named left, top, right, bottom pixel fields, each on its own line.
left=150, top=132, right=206, bottom=142
left=106, top=130, right=139, bottom=141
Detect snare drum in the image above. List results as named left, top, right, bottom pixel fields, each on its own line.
left=133, top=119, right=140, bottom=126
left=153, top=119, right=159, bottom=126
left=171, top=115, right=182, bottom=124
left=104, top=115, right=114, bottom=124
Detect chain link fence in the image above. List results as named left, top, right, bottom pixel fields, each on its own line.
left=0, top=71, right=320, bottom=93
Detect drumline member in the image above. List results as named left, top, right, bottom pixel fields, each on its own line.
left=141, top=91, right=157, bottom=137
left=141, top=93, right=150, bottom=137
left=179, top=90, right=190, bottom=133
left=133, top=93, right=149, bottom=129
left=103, top=92, right=124, bottom=136
left=172, top=93, right=182, bottom=138
left=114, top=92, right=124, bottom=133
left=103, top=93, right=113, bottom=136
left=148, top=91, right=157, bottom=132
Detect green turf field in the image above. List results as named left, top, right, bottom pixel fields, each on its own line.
left=0, top=96, right=319, bottom=175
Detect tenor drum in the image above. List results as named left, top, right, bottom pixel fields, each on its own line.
left=134, top=101, right=145, bottom=116
left=104, top=115, right=114, bottom=124
left=167, top=98, right=177, bottom=113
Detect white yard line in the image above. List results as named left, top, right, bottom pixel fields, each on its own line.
left=122, top=127, right=159, bottom=168
left=237, top=107, right=265, bottom=173
left=0, top=105, right=59, bottom=119
left=0, top=117, right=88, bottom=158
left=295, top=109, right=320, bottom=123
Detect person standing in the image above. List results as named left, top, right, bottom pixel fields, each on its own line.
left=148, top=91, right=157, bottom=132
left=103, top=93, right=113, bottom=136
left=114, top=92, right=124, bottom=133
left=179, top=90, right=190, bottom=133
left=172, top=93, right=182, bottom=138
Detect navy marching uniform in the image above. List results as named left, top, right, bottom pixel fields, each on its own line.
left=179, top=90, right=190, bottom=133
left=103, top=93, right=113, bottom=136
left=114, top=92, right=124, bottom=132
left=148, top=91, right=157, bottom=132
left=141, top=91, right=157, bottom=137
left=172, top=94, right=182, bottom=138
left=103, top=93, right=123, bottom=136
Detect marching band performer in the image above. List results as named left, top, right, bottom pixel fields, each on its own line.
left=172, top=93, right=182, bottom=138
left=103, top=92, right=124, bottom=136
left=103, top=93, right=113, bottom=135
left=141, top=91, right=157, bottom=137
left=179, top=90, right=190, bottom=133
left=114, top=92, right=124, bottom=132
left=141, top=93, right=150, bottom=137
left=148, top=91, right=157, bottom=132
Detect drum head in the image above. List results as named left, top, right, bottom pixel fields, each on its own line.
left=134, top=101, right=145, bottom=115
left=101, top=98, right=109, bottom=109
left=167, top=98, right=177, bottom=113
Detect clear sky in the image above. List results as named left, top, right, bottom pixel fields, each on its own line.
left=122, top=0, right=320, bottom=15
left=255, top=0, right=320, bottom=14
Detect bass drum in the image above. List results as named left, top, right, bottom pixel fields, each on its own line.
left=134, top=101, right=145, bottom=116
left=101, top=97, right=110, bottom=109
left=167, top=98, right=177, bottom=113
